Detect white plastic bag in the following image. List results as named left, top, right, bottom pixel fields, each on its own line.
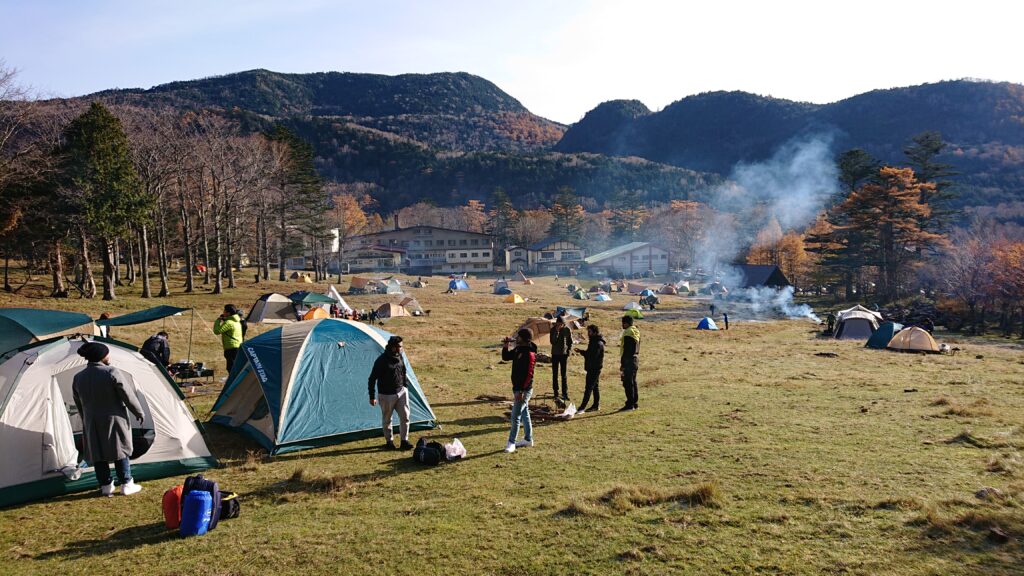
left=444, top=438, right=467, bottom=460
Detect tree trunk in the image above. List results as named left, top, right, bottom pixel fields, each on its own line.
left=140, top=225, right=151, bottom=298
left=126, top=237, right=136, bottom=285
left=225, top=219, right=236, bottom=289
left=113, top=239, right=123, bottom=287
left=199, top=207, right=211, bottom=285
left=278, top=210, right=287, bottom=281
left=100, top=238, right=116, bottom=301
left=79, top=230, right=97, bottom=299
left=3, top=251, right=10, bottom=292
left=261, top=215, right=270, bottom=280
left=179, top=198, right=194, bottom=293
left=212, top=219, right=223, bottom=295
left=50, top=240, right=67, bottom=298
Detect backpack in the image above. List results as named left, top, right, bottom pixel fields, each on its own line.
left=219, top=491, right=240, bottom=521
left=182, top=474, right=222, bottom=531
left=239, top=317, right=248, bottom=338
left=413, top=438, right=443, bottom=466
left=162, top=485, right=184, bottom=529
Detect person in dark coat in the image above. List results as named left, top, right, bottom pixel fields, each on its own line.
left=619, top=315, right=641, bottom=411
left=72, top=342, right=146, bottom=496
left=549, top=316, right=572, bottom=402
left=574, top=324, right=605, bottom=413
left=140, top=331, right=171, bottom=367
left=723, top=312, right=730, bottom=330
left=502, top=328, right=537, bottom=453
left=368, top=336, right=414, bottom=450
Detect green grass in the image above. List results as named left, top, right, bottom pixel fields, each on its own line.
left=1, top=271, right=1023, bottom=575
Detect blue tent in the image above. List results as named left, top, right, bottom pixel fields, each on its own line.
left=696, top=317, right=718, bottom=330
left=95, top=305, right=189, bottom=327
left=448, top=279, right=470, bottom=291
left=640, top=289, right=657, bottom=297
left=594, top=293, right=612, bottom=302
left=211, top=319, right=437, bottom=454
left=866, top=321, right=903, bottom=349
left=495, top=287, right=513, bottom=295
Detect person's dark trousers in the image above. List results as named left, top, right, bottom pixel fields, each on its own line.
left=580, top=371, right=600, bottom=409
left=551, top=355, right=568, bottom=398
left=94, top=458, right=132, bottom=487
left=621, top=360, right=639, bottom=408
left=224, top=348, right=239, bottom=372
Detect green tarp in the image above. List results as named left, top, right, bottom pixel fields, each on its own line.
left=288, top=291, right=336, bottom=305
left=0, top=308, right=94, bottom=355
left=95, top=305, right=190, bottom=327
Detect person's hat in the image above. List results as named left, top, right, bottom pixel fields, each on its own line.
left=77, top=342, right=110, bottom=363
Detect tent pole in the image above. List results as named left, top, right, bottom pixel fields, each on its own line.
left=187, top=306, right=195, bottom=363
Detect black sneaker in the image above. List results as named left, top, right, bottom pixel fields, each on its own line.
left=561, top=395, right=570, bottom=402
left=589, top=405, right=600, bottom=412
left=617, top=405, right=632, bottom=412
left=630, top=404, right=639, bottom=411
left=399, top=440, right=414, bottom=451
left=384, top=441, right=397, bottom=450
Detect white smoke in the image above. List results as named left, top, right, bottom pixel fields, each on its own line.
left=731, top=286, right=820, bottom=322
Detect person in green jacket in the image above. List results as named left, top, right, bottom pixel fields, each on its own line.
left=213, top=304, right=244, bottom=372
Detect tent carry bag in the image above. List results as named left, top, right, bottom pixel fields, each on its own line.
left=162, top=485, right=184, bottom=529
left=182, top=474, right=222, bottom=531
left=180, top=490, right=213, bottom=537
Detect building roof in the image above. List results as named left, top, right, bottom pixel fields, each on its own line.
left=528, top=237, right=579, bottom=251
left=355, top=245, right=406, bottom=254
left=734, top=264, right=790, bottom=288
left=354, top=225, right=493, bottom=240
left=584, top=242, right=652, bottom=264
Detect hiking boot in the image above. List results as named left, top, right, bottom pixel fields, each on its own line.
left=99, top=482, right=114, bottom=497
left=515, top=439, right=534, bottom=448
left=630, top=404, right=639, bottom=411
left=504, top=442, right=516, bottom=453
left=120, top=480, right=142, bottom=496
left=384, top=441, right=397, bottom=450
left=617, top=404, right=633, bottom=412
left=399, top=440, right=414, bottom=451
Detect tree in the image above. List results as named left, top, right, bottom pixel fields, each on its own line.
left=836, top=148, right=880, bottom=193
left=609, top=189, right=648, bottom=242
left=943, top=225, right=996, bottom=334
left=903, top=131, right=957, bottom=230
left=548, top=186, right=584, bottom=242
left=513, top=209, right=553, bottom=247
left=486, top=187, right=518, bottom=250
left=987, top=240, right=1024, bottom=338
left=58, top=102, right=148, bottom=300
left=326, top=189, right=369, bottom=280
left=268, top=126, right=325, bottom=281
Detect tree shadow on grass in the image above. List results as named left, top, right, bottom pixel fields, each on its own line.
left=34, top=522, right=172, bottom=560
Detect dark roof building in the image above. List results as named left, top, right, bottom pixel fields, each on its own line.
left=734, top=264, right=790, bottom=288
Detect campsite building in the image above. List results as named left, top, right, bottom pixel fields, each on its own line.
left=346, top=219, right=495, bottom=275
left=584, top=242, right=670, bottom=277
left=346, top=245, right=405, bottom=273
left=527, top=238, right=585, bottom=275
left=504, top=246, right=529, bottom=273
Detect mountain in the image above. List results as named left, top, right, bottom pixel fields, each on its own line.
left=557, top=80, right=1024, bottom=213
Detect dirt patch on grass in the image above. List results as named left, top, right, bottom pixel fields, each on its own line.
left=560, top=481, right=722, bottom=516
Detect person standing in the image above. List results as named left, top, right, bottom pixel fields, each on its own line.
left=619, top=315, right=641, bottom=411
left=213, top=304, right=243, bottom=373
left=72, top=342, right=145, bottom=496
left=549, top=316, right=572, bottom=402
left=368, top=336, right=414, bottom=450
left=709, top=302, right=717, bottom=317
left=140, top=331, right=171, bottom=367
left=723, top=312, right=730, bottom=330
left=574, top=324, right=605, bottom=413
left=502, top=328, right=537, bottom=453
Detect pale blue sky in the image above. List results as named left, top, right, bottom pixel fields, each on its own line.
left=2, top=0, right=1020, bottom=123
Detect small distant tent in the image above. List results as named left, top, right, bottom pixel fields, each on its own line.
left=866, top=322, right=904, bottom=349
left=493, top=280, right=510, bottom=294
left=376, top=303, right=409, bottom=319
left=572, top=289, right=589, bottom=300
left=623, top=301, right=643, bottom=311
left=518, top=317, right=554, bottom=341
left=0, top=337, right=216, bottom=506
left=289, top=291, right=336, bottom=306
left=624, top=309, right=644, bottom=320
left=887, top=327, right=940, bottom=353
left=639, top=288, right=657, bottom=297
left=349, top=277, right=371, bottom=294
left=659, top=284, right=678, bottom=295
left=410, top=279, right=428, bottom=288
left=448, top=279, right=470, bottom=291
left=834, top=305, right=881, bottom=340
left=523, top=278, right=535, bottom=285
left=514, top=271, right=530, bottom=282
left=212, top=319, right=436, bottom=454
left=594, top=293, right=612, bottom=302
left=697, top=317, right=718, bottom=330
left=290, top=271, right=312, bottom=283
left=398, top=296, right=424, bottom=315
left=504, top=294, right=525, bottom=304
left=247, top=293, right=298, bottom=325
left=0, top=308, right=97, bottom=356
left=627, top=282, right=646, bottom=295
left=301, top=307, right=329, bottom=321
left=384, top=279, right=403, bottom=294
left=325, top=285, right=352, bottom=314
left=675, top=280, right=690, bottom=292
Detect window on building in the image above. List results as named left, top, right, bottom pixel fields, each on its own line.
left=562, top=251, right=580, bottom=260
left=460, top=252, right=468, bottom=258
left=413, top=240, right=420, bottom=247
left=471, top=239, right=479, bottom=246
left=389, top=239, right=397, bottom=246
left=660, top=254, right=667, bottom=259
left=424, top=240, right=432, bottom=247
left=448, top=240, right=456, bottom=246
left=541, top=251, right=555, bottom=259
left=459, top=239, right=468, bottom=246
left=401, top=241, right=409, bottom=247
left=482, top=251, right=490, bottom=258
left=471, top=252, right=478, bottom=258
left=474, top=263, right=488, bottom=269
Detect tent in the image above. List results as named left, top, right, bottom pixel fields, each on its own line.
left=325, top=285, right=353, bottom=314
left=398, top=296, right=424, bottom=315
left=696, top=317, right=718, bottom=330
left=0, top=308, right=97, bottom=356
left=289, top=291, right=336, bottom=306
left=493, top=280, right=510, bottom=294
left=0, top=336, right=216, bottom=507
left=212, top=319, right=436, bottom=454
left=572, top=289, right=589, bottom=300
left=887, top=327, right=940, bottom=353
left=624, top=309, right=644, bottom=320
left=495, top=287, right=513, bottom=295
left=504, top=294, right=525, bottom=304
left=627, top=282, right=647, bottom=295
left=96, top=306, right=189, bottom=327
left=448, top=279, right=470, bottom=291
left=659, top=284, right=678, bottom=295
left=301, top=307, right=329, bottom=321
left=514, top=271, right=530, bottom=282
left=676, top=280, right=690, bottom=292
left=247, top=293, right=298, bottom=324
left=834, top=306, right=881, bottom=340
left=837, top=305, right=883, bottom=323
left=639, top=289, right=657, bottom=297
left=623, top=301, right=643, bottom=311
left=518, top=317, right=554, bottom=341
left=349, top=277, right=371, bottom=292
left=594, top=293, right=612, bottom=302
left=866, top=322, right=904, bottom=349
left=384, top=279, right=403, bottom=294
left=376, top=303, right=409, bottom=319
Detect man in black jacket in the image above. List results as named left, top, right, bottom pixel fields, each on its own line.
left=619, top=315, right=641, bottom=411
left=140, top=331, right=171, bottom=367
left=549, top=316, right=572, bottom=402
left=575, top=325, right=605, bottom=413
left=368, top=336, right=414, bottom=450
left=502, top=328, right=537, bottom=453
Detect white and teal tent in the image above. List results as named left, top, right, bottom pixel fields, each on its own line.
left=0, top=336, right=216, bottom=507
left=211, top=319, right=437, bottom=454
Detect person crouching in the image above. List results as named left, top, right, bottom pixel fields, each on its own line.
left=72, top=342, right=145, bottom=496
left=502, top=328, right=537, bottom=453
left=368, top=336, right=414, bottom=450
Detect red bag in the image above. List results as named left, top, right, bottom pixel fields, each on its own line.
left=162, top=485, right=184, bottom=529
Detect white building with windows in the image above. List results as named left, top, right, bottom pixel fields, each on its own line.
left=345, top=220, right=495, bottom=274
left=584, top=242, right=670, bottom=277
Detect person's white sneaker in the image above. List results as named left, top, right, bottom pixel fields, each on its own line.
left=504, top=442, right=516, bottom=453
left=120, top=480, right=142, bottom=496
left=99, top=483, right=114, bottom=497
left=515, top=439, right=533, bottom=448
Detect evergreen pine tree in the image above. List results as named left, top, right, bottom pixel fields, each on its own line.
left=548, top=186, right=584, bottom=243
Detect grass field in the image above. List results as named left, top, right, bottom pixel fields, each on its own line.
left=1, top=271, right=1022, bottom=575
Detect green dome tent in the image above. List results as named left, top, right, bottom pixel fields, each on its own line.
left=212, top=319, right=437, bottom=454
left=866, top=321, right=903, bottom=349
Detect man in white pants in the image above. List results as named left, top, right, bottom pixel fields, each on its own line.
left=368, top=336, right=413, bottom=450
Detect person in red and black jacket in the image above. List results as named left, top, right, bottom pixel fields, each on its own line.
left=501, top=328, right=537, bottom=453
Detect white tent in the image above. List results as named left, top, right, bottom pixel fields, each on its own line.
left=325, top=285, right=352, bottom=313
left=0, top=337, right=216, bottom=507
left=623, top=301, right=643, bottom=311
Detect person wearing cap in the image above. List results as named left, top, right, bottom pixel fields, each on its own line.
left=213, top=304, right=244, bottom=372
left=368, top=336, right=414, bottom=450
left=72, top=342, right=146, bottom=496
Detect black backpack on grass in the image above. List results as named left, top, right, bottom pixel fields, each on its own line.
left=413, top=438, right=444, bottom=466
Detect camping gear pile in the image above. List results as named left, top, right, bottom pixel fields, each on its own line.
left=412, top=437, right=466, bottom=465
left=163, top=474, right=239, bottom=537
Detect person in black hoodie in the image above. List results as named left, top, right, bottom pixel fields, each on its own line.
left=368, top=336, right=414, bottom=450
left=501, top=328, right=537, bottom=453
left=619, top=314, right=641, bottom=411
left=574, top=324, right=605, bottom=413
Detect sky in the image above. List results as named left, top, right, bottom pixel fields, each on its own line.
left=2, top=0, right=1021, bottom=124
